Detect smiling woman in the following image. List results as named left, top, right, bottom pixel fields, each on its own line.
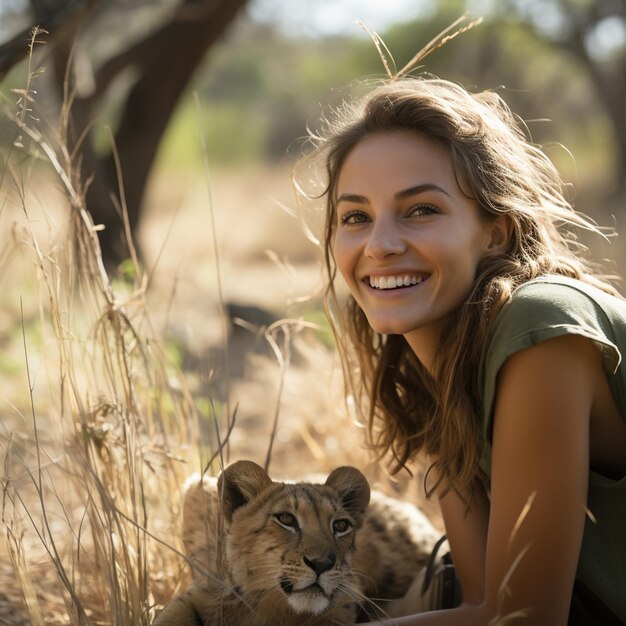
left=333, top=130, right=508, bottom=367
left=304, top=77, right=626, bottom=625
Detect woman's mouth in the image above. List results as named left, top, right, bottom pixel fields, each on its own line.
left=368, top=274, right=429, bottom=290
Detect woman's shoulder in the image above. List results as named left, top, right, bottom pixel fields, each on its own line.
left=494, top=275, right=626, bottom=338
left=507, top=274, right=624, bottom=317
left=483, top=274, right=625, bottom=381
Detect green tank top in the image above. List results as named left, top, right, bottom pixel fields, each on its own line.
left=478, top=275, right=626, bottom=621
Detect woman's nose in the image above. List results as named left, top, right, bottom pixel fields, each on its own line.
left=364, top=218, right=406, bottom=259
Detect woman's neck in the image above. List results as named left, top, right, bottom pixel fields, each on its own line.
left=403, top=320, right=448, bottom=373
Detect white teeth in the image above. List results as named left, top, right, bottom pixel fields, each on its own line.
left=369, top=274, right=426, bottom=290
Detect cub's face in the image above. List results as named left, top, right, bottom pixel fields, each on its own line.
left=219, top=462, right=370, bottom=617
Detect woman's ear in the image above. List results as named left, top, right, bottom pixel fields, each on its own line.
left=485, top=214, right=512, bottom=256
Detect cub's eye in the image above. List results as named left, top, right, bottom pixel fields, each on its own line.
left=274, top=512, right=299, bottom=530
left=332, top=518, right=353, bottom=535
left=339, top=210, right=369, bottom=226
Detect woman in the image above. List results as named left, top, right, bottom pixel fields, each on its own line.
left=309, top=78, right=626, bottom=625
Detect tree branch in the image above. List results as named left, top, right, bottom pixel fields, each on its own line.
left=0, top=0, right=92, bottom=79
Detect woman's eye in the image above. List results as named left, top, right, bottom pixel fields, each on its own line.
left=408, top=204, right=437, bottom=217
left=275, top=512, right=299, bottom=529
left=339, top=210, right=369, bottom=225
left=332, top=518, right=352, bottom=535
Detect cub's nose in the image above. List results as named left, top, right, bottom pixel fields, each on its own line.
left=303, top=553, right=337, bottom=576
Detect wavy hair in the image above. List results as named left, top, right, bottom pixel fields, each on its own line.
left=306, top=77, right=617, bottom=498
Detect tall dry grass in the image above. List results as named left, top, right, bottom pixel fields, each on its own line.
left=0, top=29, right=383, bottom=626
left=1, top=31, right=201, bottom=625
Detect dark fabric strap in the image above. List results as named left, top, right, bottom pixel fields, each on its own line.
left=421, top=535, right=462, bottom=610
left=421, top=534, right=449, bottom=595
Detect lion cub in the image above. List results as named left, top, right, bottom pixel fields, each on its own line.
left=153, top=460, right=439, bottom=625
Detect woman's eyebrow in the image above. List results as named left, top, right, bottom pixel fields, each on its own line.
left=336, top=192, right=368, bottom=204
left=395, top=183, right=451, bottom=199
left=337, top=183, right=451, bottom=205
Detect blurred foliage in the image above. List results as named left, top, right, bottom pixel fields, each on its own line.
left=157, top=0, right=620, bottom=211
left=3, top=0, right=622, bottom=221
left=302, top=306, right=335, bottom=349
left=1, top=0, right=622, bottom=264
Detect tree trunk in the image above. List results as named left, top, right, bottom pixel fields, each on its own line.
left=58, top=0, right=249, bottom=267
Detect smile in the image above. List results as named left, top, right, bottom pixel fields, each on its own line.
left=368, top=274, right=429, bottom=290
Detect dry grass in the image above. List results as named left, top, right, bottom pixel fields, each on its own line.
left=0, top=37, right=441, bottom=626
left=0, top=167, right=435, bottom=623
left=1, top=104, right=198, bottom=623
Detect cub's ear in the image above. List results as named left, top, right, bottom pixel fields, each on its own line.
left=325, top=466, right=370, bottom=524
left=218, top=460, right=272, bottom=523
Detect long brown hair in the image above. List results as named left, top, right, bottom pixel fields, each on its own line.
left=306, top=77, right=617, bottom=497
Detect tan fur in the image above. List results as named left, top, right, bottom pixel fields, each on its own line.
left=153, top=461, right=439, bottom=625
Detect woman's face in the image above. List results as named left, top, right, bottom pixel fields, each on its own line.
left=333, top=130, right=502, bottom=361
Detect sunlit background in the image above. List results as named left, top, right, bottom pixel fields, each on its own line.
left=0, top=1, right=625, bottom=624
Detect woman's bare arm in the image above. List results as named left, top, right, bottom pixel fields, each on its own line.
left=482, top=333, right=593, bottom=625
left=359, top=333, right=598, bottom=626
left=438, top=477, right=489, bottom=605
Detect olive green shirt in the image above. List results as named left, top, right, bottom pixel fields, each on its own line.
left=478, top=275, right=626, bottom=621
